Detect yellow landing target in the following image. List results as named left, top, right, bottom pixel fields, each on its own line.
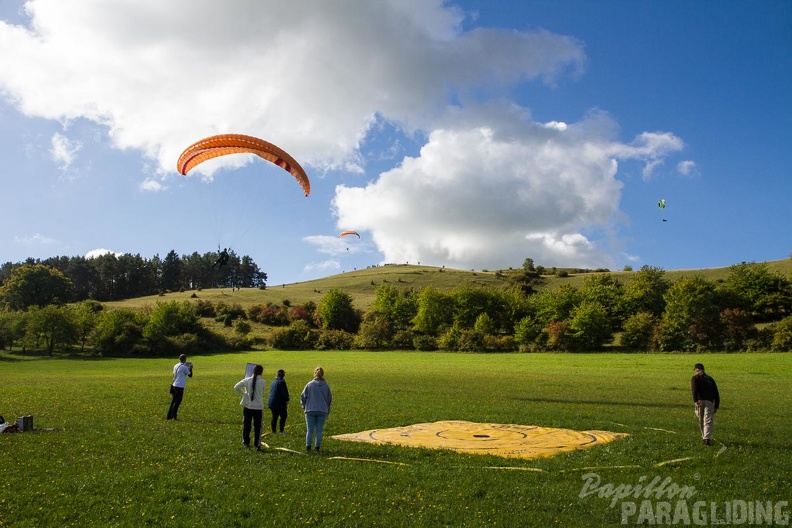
left=332, top=420, right=628, bottom=460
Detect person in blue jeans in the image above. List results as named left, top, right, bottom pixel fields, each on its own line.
left=300, top=366, right=332, bottom=452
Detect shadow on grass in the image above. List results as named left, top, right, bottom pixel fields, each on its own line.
left=512, top=396, right=689, bottom=409
left=0, top=349, right=243, bottom=362
left=0, top=355, right=25, bottom=362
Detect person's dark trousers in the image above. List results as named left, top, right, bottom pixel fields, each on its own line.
left=167, top=387, right=184, bottom=420
left=243, top=408, right=263, bottom=447
left=270, top=407, right=288, bottom=433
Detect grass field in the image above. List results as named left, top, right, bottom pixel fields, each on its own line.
left=1, top=351, right=790, bottom=527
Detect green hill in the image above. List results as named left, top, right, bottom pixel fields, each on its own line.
left=103, top=258, right=792, bottom=312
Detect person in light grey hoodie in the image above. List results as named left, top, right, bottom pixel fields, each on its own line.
left=300, top=366, right=332, bottom=452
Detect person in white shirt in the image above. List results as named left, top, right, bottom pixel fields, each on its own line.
left=167, top=354, right=193, bottom=420
left=234, top=364, right=267, bottom=450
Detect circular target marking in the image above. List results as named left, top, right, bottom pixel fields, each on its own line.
left=333, top=420, right=628, bottom=460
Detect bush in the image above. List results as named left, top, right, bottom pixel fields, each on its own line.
left=354, top=317, right=392, bottom=350
left=266, top=320, right=315, bottom=350
left=514, top=316, right=541, bottom=348
left=194, top=299, right=216, bottom=318
left=215, top=302, right=246, bottom=322
left=473, top=313, right=496, bottom=334
left=483, top=334, right=516, bottom=352
left=234, top=320, right=252, bottom=335
left=317, top=289, right=360, bottom=332
left=652, top=320, right=687, bottom=352
left=92, top=309, right=146, bottom=356
left=412, top=334, right=438, bottom=351
left=248, top=303, right=288, bottom=326
left=545, top=320, right=573, bottom=351
left=568, top=301, right=613, bottom=351
left=437, top=327, right=461, bottom=351
left=215, top=314, right=234, bottom=327
left=747, top=326, right=774, bottom=351
left=143, top=301, right=201, bottom=355
left=456, top=329, right=485, bottom=352
left=771, top=315, right=792, bottom=351
left=314, top=329, right=354, bottom=350
left=621, top=312, right=657, bottom=351
left=391, top=329, right=415, bottom=350
left=165, top=333, right=201, bottom=355
left=720, top=308, right=757, bottom=351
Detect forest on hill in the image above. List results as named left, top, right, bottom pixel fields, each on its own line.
left=1, top=253, right=791, bottom=356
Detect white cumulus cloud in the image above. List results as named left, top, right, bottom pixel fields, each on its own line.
left=85, top=248, right=120, bottom=259
left=333, top=105, right=682, bottom=270
left=0, top=0, right=585, bottom=178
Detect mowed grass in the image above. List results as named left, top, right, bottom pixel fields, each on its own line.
left=1, top=351, right=790, bottom=527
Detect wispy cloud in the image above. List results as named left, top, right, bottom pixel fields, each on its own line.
left=140, top=178, right=165, bottom=192
left=303, top=260, right=340, bottom=273
left=14, top=233, right=58, bottom=245
left=50, top=132, right=82, bottom=170
left=677, top=160, right=697, bottom=176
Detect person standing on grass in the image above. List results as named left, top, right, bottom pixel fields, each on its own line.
left=234, top=364, right=267, bottom=450
left=300, top=367, right=332, bottom=452
left=167, top=354, right=193, bottom=420
left=691, top=362, right=720, bottom=445
left=268, top=369, right=290, bottom=435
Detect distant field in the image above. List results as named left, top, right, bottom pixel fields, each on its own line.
left=102, top=258, right=792, bottom=312
left=1, top=351, right=790, bottom=527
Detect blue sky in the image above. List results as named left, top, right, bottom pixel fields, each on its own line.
left=1, top=0, right=790, bottom=285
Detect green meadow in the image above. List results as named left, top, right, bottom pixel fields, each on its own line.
left=1, top=351, right=790, bottom=527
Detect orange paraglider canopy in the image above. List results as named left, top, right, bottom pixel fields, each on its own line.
left=177, top=134, right=310, bottom=197
left=338, top=230, right=360, bottom=238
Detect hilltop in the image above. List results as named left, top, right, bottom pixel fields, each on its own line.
left=103, top=258, right=792, bottom=311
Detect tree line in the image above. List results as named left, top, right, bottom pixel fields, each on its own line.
left=339, top=261, right=792, bottom=352
left=0, top=249, right=267, bottom=303
left=2, top=259, right=792, bottom=355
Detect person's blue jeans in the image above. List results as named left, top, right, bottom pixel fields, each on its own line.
left=305, top=412, right=327, bottom=448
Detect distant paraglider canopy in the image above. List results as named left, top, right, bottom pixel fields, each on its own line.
left=658, top=199, right=667, bottom=221
left=176, top=134, right=310, bottom=197
left=338, top=230, right=360, bottom=238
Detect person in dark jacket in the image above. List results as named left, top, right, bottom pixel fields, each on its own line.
left=691, top=363, right=720, bottom=445
left=268, top=369, right=290, bottom=435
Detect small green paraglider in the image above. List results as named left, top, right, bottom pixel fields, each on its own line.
left=658, top=199, right=667, bottom=222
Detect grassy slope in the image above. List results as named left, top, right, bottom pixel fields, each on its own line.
left=103, top=258, right=792, bottom=312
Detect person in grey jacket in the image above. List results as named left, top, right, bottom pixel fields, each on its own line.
left=300, top=366, right=332, bottom=452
